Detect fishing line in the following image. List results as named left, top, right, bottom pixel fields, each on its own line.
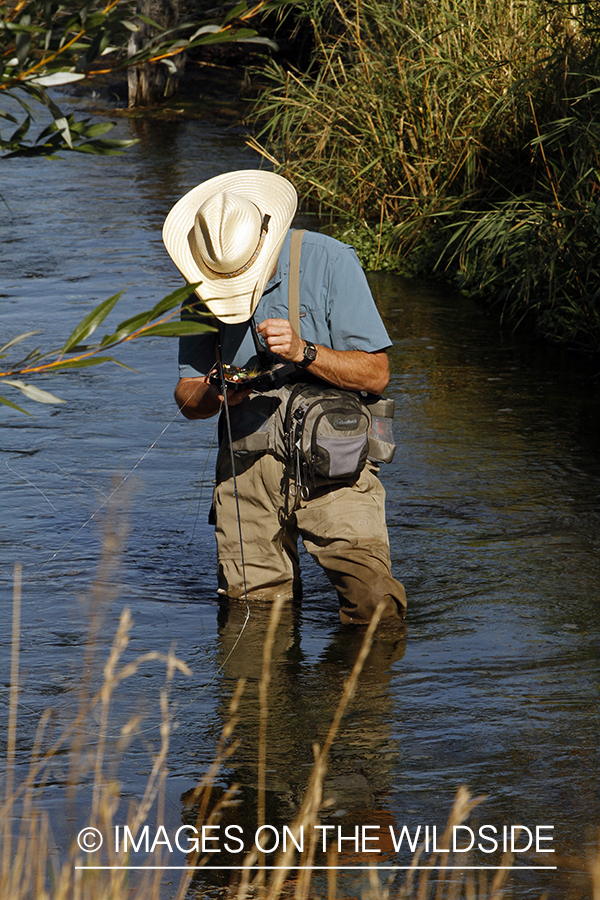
left=131, top=416, right=219, bottom=562
left=142, top=361, right=252, bottom=724
left=3, top=373, right=253, bottom=743
left=50, top=460, right=111, bottom=499
left=5, top=459, right=58, bottom=511
left=13, top=407, right=183, bottom=585
left=109, top=362, right=253, bottom=737
left=0, top=686, right=50, bottom=720
left=204, top=360, right=251, bottom=653
left=187, top=434, right=215, bottom=546
left=220, top=371, right=250, bottom=614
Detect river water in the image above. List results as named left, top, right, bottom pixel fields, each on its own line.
left=1, top=108, right=599, bottom=899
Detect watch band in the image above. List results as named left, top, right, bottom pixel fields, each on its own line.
left=298, top=340, right=317, bottom=368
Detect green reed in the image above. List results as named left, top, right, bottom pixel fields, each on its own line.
left=250, top=0, right=600, bottom=349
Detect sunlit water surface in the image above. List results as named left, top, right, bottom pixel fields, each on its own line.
left=1, top=110, right=599, bottom=899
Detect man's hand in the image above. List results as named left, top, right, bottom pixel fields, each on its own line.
left=256, top=318, right=390, bottom=395
left=256, top=318, right=304, bottom=363
left=174, top=375, right=251, bottom=419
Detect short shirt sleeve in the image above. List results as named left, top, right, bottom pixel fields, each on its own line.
left=317, top=237, right=391, bottom=352
left=178, top=329, right=217, bottom=379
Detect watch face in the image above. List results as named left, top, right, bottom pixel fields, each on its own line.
left=304, top=342, right=317, bottom=363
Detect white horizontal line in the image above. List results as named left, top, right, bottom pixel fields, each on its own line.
left=74, top=865, right=558, bottom=871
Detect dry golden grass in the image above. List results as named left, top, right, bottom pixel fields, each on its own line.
left=3, top=512, right=600, bottom=899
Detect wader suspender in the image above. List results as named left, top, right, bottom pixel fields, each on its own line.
left=245, top=228, right=307, bottom=366
left=288, top=229, right=307, bottom=337
left=283, top=228, right=307, bottom=515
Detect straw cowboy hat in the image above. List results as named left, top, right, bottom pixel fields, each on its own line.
left=162, top=170, right=298, bottom=324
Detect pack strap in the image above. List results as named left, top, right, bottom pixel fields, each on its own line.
left=288, top=229, right=306, bottom=336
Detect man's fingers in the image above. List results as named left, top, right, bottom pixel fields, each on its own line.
left=258, top=319, right=295, bottom=344
left=257, top=318, right=303, bottom=363
left=218, top=386, right=252, bottom=404
left=257, top=318, right=292, bottom=336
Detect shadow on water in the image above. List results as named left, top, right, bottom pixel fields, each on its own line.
left=1, top=115, right=599, bottom=898
left=178, top=600, right=407, bottom=896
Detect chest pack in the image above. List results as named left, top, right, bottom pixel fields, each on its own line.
left=283, top=382, right=371, bottom=490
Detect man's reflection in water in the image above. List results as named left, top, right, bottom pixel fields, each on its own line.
left=182, top=598, right=406, bottom=888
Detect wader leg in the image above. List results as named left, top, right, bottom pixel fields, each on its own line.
left=295, top=462, right=406, bottom=625
left=214, top=453, right=301, bottom=601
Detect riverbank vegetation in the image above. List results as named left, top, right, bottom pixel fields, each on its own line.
left=250, top=0, right=600, bottom=351
left=0, top=0, right=282, bottom=157
left=0, top=284, right=214, bottom=414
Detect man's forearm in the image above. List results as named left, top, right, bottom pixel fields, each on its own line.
left=303, top=346, right=389, bottom=394
left=174, top=377, right=221, bottom=419
left=256, top=318, right=390, bottom=394
left=176, top=323, right=390, bottom=419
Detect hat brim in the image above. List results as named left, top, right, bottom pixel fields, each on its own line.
left=162, top=170, right=298, bottom=324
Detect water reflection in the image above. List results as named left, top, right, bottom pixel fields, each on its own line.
left=181, top=598, right=406, bottom=892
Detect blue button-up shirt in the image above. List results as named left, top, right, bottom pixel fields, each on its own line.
left=178, top=230, right=392, bottom=377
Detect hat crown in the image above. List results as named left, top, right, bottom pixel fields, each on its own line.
left=194, top=191, right=262, bottom=275
left=162, top=169, right=297, bottom=324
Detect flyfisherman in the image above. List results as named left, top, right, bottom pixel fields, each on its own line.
left=163, top=170, right=405, bottom=625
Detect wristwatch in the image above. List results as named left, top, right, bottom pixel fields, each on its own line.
left=298, top=340, right=317, bottom=368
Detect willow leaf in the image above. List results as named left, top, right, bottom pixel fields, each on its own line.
left=135, top=13, right=164, bottom=29
left=29, top=72, right=86, bottom=87
left=188, top=24, right=220, bottom=41
left=149, top=282, right=203, bottom=316
left=135, top=321, right=217, bottom=338
left=9, top=115, right=31, bottom=144
left=238, top=36, right=279, bottom=50
left=54, top=116, right=72, bottom=149
left=100, top=283, right=202, bottom=346
left=187, top=28, right=257, bottom=49
left=12, top=345, right=43, bottom=367
left=0, top=330, right=42, bottom=354
left=100, top=311, right=154, bottom=346
left=2, top=379, right=65, bottom=404
left=0, top=393, right=31, bottom=415
left=223, top=2, right=248, bottom=26
left=82, top=122, right=114, bottom=138
left=62, top=291, right=125, bottom=352
left=73, top=142, right=136, bottom=156
left=46, top=356, right=136, bottom=371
